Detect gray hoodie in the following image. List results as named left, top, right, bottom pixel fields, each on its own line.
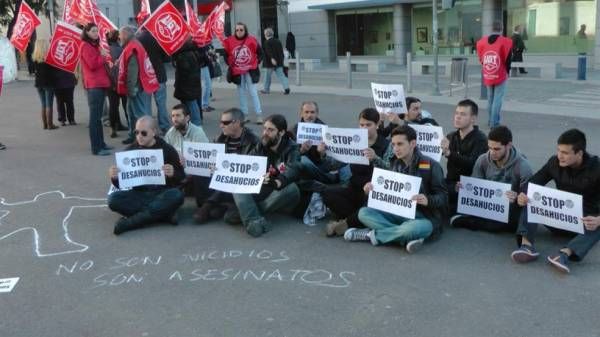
left=472, top=146, right=533, bottom=193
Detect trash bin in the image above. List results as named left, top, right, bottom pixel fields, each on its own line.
left=450, top=57, right=468, bottom=97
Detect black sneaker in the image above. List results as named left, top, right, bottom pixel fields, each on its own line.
left=547, top=252, right=570, bottom=273
left=284, top=88, right=290, bottom=95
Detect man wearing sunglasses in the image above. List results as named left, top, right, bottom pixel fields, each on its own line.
left=193, top=108, right=260, bottom=224
left=108, top=116, right=185, bottom=235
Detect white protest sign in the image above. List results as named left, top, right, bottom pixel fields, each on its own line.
left=371, top=83, right=407, bottom=114
left=367, top=168, right=422, bottom=219
left=408, top=124, right=444, bottom=162
left=457, top=176, right=511, bottom=223
left=323, top=127, right=369, bottom=165
left=183, top=142, right=225, bottom=177
left=115, top=149, right=165, bottom=189
left=527, top=183, right=584, bottom=234
left=0, top=277, right=20, bottom=293
left=209, top=153, right=267, bottom=194
left=296, top=122, right=324, bottom=145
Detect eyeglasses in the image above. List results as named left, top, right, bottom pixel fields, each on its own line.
left=134, top=130, right=149, bottom=137
left=235, top=28, right=245, bottom=32
left=220, top=120, right=235, bottom=126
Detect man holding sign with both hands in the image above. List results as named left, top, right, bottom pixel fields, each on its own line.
left=511, top=129, right=600, bottom=273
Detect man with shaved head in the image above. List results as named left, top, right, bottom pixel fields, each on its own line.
left=108, top=116, right=185, bottom=235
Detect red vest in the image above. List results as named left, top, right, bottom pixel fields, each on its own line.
left=117, top=39, right=159, bottom=96
left=476, top=35, right=513, bottom=86
left=223, top=35, right=259, bottom=76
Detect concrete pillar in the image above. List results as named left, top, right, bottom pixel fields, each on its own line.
left=481, top=0, right=503, bottom=36
left=594, top=0, right=600, bottom=69
left=393, top=4, right=412, bottom=65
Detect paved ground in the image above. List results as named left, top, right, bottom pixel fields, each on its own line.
left=1, top=72, right=600, bottom=337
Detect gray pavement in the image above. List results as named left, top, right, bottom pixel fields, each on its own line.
left=1, top=75, right=600, bottom=337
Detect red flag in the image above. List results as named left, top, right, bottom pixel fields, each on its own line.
left=69, top=0, right=97, bottom=25
left=136, top=0, right=151, bottom=26
left=193, top=17, right=212, bottom=47
left=207, top=1, right=229, bottom=43
left=9, top=1, right=42, bottom=53
left=45, top=22, right=84, bottom=74
left=141, top=1, right=190, bottom=56
left=185, top=0, right=201, bottom=33
left=95, top=11, right=117, bottom=58
left=62, top=0, right=76, bottom=25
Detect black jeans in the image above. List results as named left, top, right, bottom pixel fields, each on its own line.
left=453, top=215, right=517, bottom=233
left=55, top=87, right=75, bottom=123
left=108, top=188, right=184, bottom=221
left=107, top=89, right=128, bottom=128
left=322, top=185, right=367, bottom=228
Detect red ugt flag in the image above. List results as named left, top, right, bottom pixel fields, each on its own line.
left=96, top=11, right=117, bottom=58
left=209, top=1, right=229, bottom=43
left=62, top=0, right=76, bottom=25
left=69, top=0, right=97, bottom=25
left=141, top=1, right=190, bottom=56
left=136, top=0, right=151, bottom=26
left=45, top=22, right=84, bottom=74
left=9, top=1, right=42, bottom=53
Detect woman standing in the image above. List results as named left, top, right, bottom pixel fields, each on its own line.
left=223, top=22, right=263, bottom=124
left=172, top=39, right=202, bottom=125
left=80, top=23, right=112, bottom=156
left=32, top=39, right=58, bottom=130
left=106, top=29, right=128, bottom=138
left=54, top=68, right=77, bottom=126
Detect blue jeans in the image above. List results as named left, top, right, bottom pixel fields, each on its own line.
left=201, top=66, right=212, bottom=109
left=233, top=183, right=300, bottom=226
left=86, top=88, right=107, bottom=154
left=237, top=73, right=262, bottom=117
left=358, top=208, right=433, bottom=245
left=108, top=188, right=184, bottom=220
left=153, top=83, right=170, bottom=132
left=183, top=99, right=202, bottom=126
left=263, top=67, right=289, bottom=92
left=577, top=53, right=586, bottom=80
left=127, top=90, right=151, bottom=139
left=486, top=81, right=507, bottom=128
left=36, top=87, right=54, bottom=109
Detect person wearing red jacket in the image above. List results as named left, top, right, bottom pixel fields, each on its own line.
left=476, top=21, right=513, bottom=128
left=80, top=23, right=112, bottom=156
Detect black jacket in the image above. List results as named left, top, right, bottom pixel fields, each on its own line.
left=172, top=42, right=202, bottom=101
left=349, top=135, right=389, bottom=192
left=214, top=127, right=260, bottom=155
left=54, top=68, right=77, bottom=89
left=527, top=154, right=600, bottom=216
left=285, top=32, right=295, bottom=52
left=291, top=118, right=326, bottom=164
left=263, top=37, right=284, bottom=68
left=378, top=117, right=439, bottom=138
left=111, top=137, right=186, bottom=190
left=249, top=136, right=301, bottom=197
left=137, top=29, right=168, bottom=83
left=445, top=126, right=488, bottom=182
left=34, top=62, right=55, bottom=88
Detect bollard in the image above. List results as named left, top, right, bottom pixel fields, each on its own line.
left=577, top=54, right=586, bottom=80
left=346, top=51, right=352, bottom=89
left=406, top=52, right=413, bottom=93
left=295, top=51, right=301, bottom=86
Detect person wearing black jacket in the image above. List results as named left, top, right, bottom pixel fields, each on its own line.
left=54, top=69, right=77, bottom=126
left=378, top=97, right=438, bottom=138
left=137, top=29, right=170, bottom=133
left=106, top=30, right=128, bottom=138
left=260, top=27, right=290, bottom=95
left=172, top=40, right=202, bottom=126
left=511, top=129, right=600, bottom=274
left=32, top=39, right=58, bottom=130
left=108, top=116, right=185, bottom=235
left=440, top=99, right=488, bottom=213
left=231, top=114, right=301, bottom=237
left=286, top=31, right=296, bottom=59
left=322, top=108, right=390, bottom=236
left=511, top=25, right=527, bottom=74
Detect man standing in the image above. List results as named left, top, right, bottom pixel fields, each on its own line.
left=441, top=99, right=488, bottom=214
left=193, top=108, right=260, bottom=224
left=477, top=21, right=513, bottom=128
left=260, top=28, right=290, bottom=95
left=451, top=126, right=532, bottom=232
left=117, top=26, right=159, bottom=145
left=108, top=116, right=185, bottom=235
left=511, top=25, right=527, bottom=74
left=511, top=129, right=600, bottom=274
left=138, top=28, right=170, bottom=134
left=231, top=114, right=301, bottom=237
left=351, top=125, right=448, bottom=253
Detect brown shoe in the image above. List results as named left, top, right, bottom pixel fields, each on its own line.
left=193, top=203, right=212, bottom=224
left=325, top=219, right=348, bottom=237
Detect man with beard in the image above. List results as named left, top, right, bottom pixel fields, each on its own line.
left=164, top=104, right=209, bottom=207
left=231, top=114, right=301, bottom=237
left=194, top=108, right=260, bottom=224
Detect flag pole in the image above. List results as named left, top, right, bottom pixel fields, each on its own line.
left=48, top=0, right=55, bottom=32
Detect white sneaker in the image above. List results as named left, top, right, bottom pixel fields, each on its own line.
left=406, top=238, right=424, bottom=254
left=344, top=228, right=371, bottom=242
left=256, top=117, right=264, bottom=124
left=449, top=214, right=463, bottom=227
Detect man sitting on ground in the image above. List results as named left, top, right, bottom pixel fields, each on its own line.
left=108, top=116, right=185, bottom=235
left=451, top=125, right=532, bottom=232
left=379, top=96, right=438, bottom=138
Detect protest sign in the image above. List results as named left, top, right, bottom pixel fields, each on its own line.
left=527, top=183, right=584, bottom=234
left=0, top=278, right=20, bottom=293
left=367, top=168, right=422, bottom=219
left=183, top=142, right=225, bottom=177
left=115, top=149, right=165, bottom=189
left=457, top=176, right=511, bottom=223
left=371, top=83, right=407, bottom=115
left=408, top=124, right=444, bottom=162
left=45, top=22, right=83, bottom=74
left=296, top=122, right=324, bottom=145
left=323, top=127, right=368, bottom=165
left=209, top=154, right=267, bottom=194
